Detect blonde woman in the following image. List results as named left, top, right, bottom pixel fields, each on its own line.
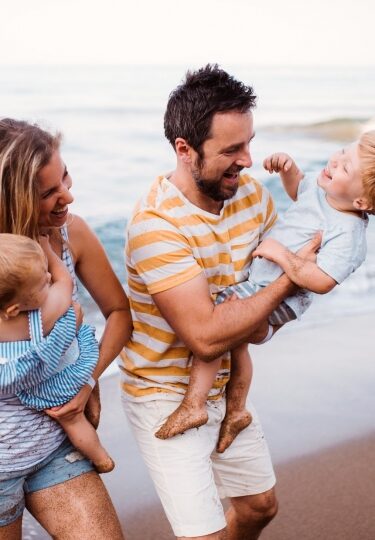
left=0, top=118, right=131, bottom=539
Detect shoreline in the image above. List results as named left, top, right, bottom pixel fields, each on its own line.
left=23, top=311, right=375, bottom=538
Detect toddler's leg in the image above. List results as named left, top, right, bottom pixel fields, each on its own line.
left=155, top=355, right=222, bottom=439
left=216, top=343, right=253, bottom=453
left=57, top=412, right=115, bottom=474
left=85, top=382, right=101, bottom=429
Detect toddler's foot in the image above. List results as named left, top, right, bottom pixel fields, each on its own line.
left=216, top=410, right=252, bottom=453
left=94, top=456, right=115, bottom=474
left=155, top=402, right=208, bottom=439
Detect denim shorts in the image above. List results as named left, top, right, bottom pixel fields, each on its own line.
left=0, top=438, right=94, bottom=526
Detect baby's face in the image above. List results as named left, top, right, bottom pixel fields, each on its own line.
left=19, top=258, right=51, bottom=312
left=317, top=142, right=365, bottom=212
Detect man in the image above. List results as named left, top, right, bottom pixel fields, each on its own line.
left=121, top=64, right=319, bottom=540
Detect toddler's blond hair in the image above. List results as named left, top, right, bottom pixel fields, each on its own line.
left=0, top=234, right=45, bottom=309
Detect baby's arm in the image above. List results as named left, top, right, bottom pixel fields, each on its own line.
left=253, top=238, right=336, bottom=294
left=263, top=153, right=304, bottom=201
left=39, top=236, right=73, bottom=333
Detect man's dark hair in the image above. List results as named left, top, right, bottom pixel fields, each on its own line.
left=164, top=64, right=256, bottom=156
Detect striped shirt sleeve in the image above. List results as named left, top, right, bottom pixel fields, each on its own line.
left=128, top=210, right=203, bottom=294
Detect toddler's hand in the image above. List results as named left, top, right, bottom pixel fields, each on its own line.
left=263, top=153, right=295, bottom=174
left=252, top=238, right=286, bottom=263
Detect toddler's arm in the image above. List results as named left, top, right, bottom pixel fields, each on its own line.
left=253, top=238, right=336, bottom=294
left=40, top=236, right=74, bottom=333
left=263, top=153, right=304, bottom=201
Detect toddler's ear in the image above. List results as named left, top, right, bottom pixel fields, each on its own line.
left=353, top=197, right=373, bottom=212
left=4, top=303, right=20, bottom=319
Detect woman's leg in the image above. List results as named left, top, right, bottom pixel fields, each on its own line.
left=0, top=516, right=22, bottom=540
left=26, top=472, right=124, bottom=540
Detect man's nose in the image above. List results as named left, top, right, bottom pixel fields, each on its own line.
left=236, top=148, right=252, bottom=169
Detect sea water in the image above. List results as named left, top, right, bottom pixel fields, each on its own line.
left=1, top=64, right=375, bottom=340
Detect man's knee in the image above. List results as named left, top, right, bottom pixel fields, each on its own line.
left=231, top=488, right=279, bottom=527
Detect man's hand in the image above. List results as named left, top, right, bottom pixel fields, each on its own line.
left=263, top=153, right=296, bottom=174
left=252, top=237, right=286, bottom=264
left=296, top=231, right=322, bottom=263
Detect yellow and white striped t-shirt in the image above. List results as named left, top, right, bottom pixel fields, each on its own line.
left=120, top=174, right=277, bottom=401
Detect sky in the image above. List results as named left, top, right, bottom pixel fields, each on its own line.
left=1, top=0, right=374, bottom=67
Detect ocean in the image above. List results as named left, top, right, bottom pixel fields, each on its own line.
left=1, top=64, right=375, bottom=340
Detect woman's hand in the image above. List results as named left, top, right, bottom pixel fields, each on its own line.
left=45, top=384, right=93, bottom=422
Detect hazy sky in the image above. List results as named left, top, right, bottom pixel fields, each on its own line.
left=1, top=0, right=374, bottom=66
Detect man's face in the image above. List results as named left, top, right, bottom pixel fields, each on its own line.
left=191, top=111, right=254, bottom=201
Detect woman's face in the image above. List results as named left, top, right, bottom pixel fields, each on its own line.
left=37, top=150, right=74, bottom=229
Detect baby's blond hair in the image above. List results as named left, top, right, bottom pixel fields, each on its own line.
left=0, top=234, right=45, bottom=309
left=359, top=130, right=375, bottom=211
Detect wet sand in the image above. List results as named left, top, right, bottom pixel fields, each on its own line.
left=23, top=312, right=375, bottom=539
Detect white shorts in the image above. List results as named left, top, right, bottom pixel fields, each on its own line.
left=122, top=396, right=276, bottom=538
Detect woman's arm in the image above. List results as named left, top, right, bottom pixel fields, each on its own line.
left=69, top=215, right=132, bottom=378
left=46, top=214, right=132, bottom=422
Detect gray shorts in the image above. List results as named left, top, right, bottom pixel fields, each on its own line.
left=0, top=439, right=94, bottom=526
left=216, top=280, right=297, bottom=325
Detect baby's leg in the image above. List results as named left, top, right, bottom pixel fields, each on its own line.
left=57, top=412, right=114, bottom=474
left=216, top=343, right=253, bottom=453
left=155, top=355, right=222, bottom=439
left=85, top=382, right=101, bottom=429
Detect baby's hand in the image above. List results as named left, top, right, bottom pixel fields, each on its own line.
left=252, top=238, right=286, bottom=263
left=39, top=234, right=53, bottom=254
left=263, top=153, right=295, bottom=174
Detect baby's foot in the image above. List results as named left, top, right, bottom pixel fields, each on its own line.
left=216, top=410, right=253, bottom=453
left=155, top=402, right=208, bottom=439
left=94, top=456, right=115, bottom=474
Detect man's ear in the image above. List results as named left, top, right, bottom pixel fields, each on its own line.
left=3, top=303, right=21, bottom=319
left=353, top=197, right=373, bottom=212
left=175, top=138, right=194, bottom=164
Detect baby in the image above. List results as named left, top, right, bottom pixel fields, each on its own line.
left=155, top=130, right=375, bottom=452
left=0, top=233, right=114, bottom=473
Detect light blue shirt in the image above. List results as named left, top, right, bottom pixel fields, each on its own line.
left=249, top=174, right=368, bottom=318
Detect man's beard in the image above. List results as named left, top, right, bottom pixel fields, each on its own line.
left=192, top=164, right=242, bottom=202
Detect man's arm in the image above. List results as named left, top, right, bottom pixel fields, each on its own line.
left=153, top=272, right=295, bottom=362
left=263, top=153, right=304, bottom=201
left=253, top=237, right=336, bottom=294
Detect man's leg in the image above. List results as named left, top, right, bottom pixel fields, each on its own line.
left=213, top=400, right=277, bottom=540
left=122, top=398, right=227, bottom=538
left=226, top=489, right=278, bottom=540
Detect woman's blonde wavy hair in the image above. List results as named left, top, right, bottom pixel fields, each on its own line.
left=0, top=118, right=61, bottom=240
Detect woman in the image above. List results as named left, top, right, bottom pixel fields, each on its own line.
left=0, top=118, right=131, bottom=539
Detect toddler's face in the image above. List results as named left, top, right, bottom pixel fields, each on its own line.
left=317, top=142, right=365, bottom=212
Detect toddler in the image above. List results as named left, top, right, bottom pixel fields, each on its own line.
left=155, top=130, right=375, bottom=452
left=0, top=233, right=114, bottom=473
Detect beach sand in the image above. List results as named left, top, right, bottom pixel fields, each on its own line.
left=23, top=312, right=375, bottom=539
